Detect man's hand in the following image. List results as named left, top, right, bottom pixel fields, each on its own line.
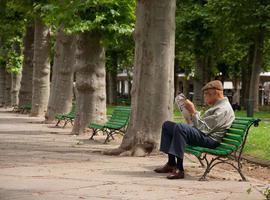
left=185, top=100, right=196, bottom=114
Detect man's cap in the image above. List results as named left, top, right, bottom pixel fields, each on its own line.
left=202, top=80, right=223, bottom=92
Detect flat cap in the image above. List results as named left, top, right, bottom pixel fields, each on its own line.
left=202, top=80, right=223, bottom=91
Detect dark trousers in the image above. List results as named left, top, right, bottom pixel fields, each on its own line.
left=160, top=121, right=219, bottom=159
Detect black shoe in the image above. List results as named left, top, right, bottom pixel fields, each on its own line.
left=154, top=164, right=176, bottom=173
left=167, top=169, right=185, bottom=179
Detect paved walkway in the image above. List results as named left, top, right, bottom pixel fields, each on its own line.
left=0, top=108, right=269, bottom=200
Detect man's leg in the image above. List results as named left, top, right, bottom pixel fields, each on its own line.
left=154, top=121, right=177, bottom=173
left=166, top=123, right=219, bottom=179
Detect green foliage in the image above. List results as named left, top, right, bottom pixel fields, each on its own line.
left=0, top=0, right=26, bottom=73
left=41, top=0, right=135, bottom=37
left=6, top=46, right=23, bottom=74
left=175, top=0, right=270, bottom=83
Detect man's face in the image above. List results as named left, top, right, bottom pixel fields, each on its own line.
left=203, top=89, right=217, bottom=105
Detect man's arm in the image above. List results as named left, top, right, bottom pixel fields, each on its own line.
left=184, top=100, right=230, bottom=135
left=184, top=99, right=196, bottom=115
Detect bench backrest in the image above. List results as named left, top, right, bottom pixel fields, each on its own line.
left=108, top=106, right=131, bottom=125
left=220, top=117, right=260, bottom=154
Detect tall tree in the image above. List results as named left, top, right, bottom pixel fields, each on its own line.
left=0, top=67, right=5, bottom=106
left=175, top=0, right=218, bottom=105
left=72, top=32, right=107, bottom=134
left=45, top=27, right=75, bottom=122
left=208, top=0, right=270, bottom=111
left=43, top=0, right=135, bottom=134
left=106, top=0, right=176, bottom=156
left=31, top=18, right=51, bottom=116
left=4, top=72, right=11, bottom=107
left=9, top=42, right=22, bottom=107
left=19, top=25, right=34, bottom=107
left=0, top=0, right=25, bottom=108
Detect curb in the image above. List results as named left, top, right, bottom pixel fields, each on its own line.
left=242, top=154, right=270, bottom=167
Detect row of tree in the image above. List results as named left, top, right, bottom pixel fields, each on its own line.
left=0, top=0, right=269, bottom=155
left=0, top=0, right=135, bottom=137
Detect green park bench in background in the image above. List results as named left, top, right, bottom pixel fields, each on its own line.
left=185, top=117, right=261, bottom=181
left=116, top=97, right=131, bottom=105
left=55, top=104, right=76, bottom=128
left=88, top=106, right=131, bottom=143
left=19, top=104, right=32, bottom=114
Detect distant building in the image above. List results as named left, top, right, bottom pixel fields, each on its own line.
left=117, top=71, right=270, bottom=105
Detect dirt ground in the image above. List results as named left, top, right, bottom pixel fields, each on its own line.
left=218, top=159, right=270, bottom=183
left=0, top=108, right=269, bottom=200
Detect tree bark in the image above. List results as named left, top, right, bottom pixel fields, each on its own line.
left=193, top=55, right=205, bottom=106
left=106, top=0, right=176, bottom=156
left=0, top=67, right=5, bottom=106
left=182, top=77, right=189, bottom=98
left=31, top=19, right=51, bottom=117
left=240, top=45, right=253, bottom=109
left=11, top=73, right=22, bottom=106
left=19, top=25, right=34, bottom=107
left=10, top=42, right=22, bottom=107
left=45, top=28, right=75, bottom=122
left=249, top=29, right=264, bottom=112
left=106, top=51, right=118, bottom=105
left=106, top=70, right=117, bottom=105
left=71, top=32, right=106, bottom=135
left=4, top=72, right=11, bottom=107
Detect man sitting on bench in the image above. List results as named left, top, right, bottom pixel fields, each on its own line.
left=154, top=80, right=235, bottom=179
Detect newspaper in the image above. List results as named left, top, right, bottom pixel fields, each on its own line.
left=175, top=93, right=193, bottom=125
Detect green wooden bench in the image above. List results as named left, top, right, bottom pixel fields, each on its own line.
left=19, top=103, right=32, bottom=114
left=88, top=106, right=131, bottom=143
left=55, top=104, right=76, bottom=128
left=116, top=97, right=131, bottom=105
left=185, top=117, right=260, bottom=181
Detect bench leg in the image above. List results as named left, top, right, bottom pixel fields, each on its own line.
left=198, top=155, right=247, bottom=181
left=197, top=157, right=205, bottom=168
left=89, top=129, right=99, bottom=140
left=104, top=130, right=115, bottom=144
left=62, top=120, right=68, bottom=128
left=55, top=120, right=61, bottom=127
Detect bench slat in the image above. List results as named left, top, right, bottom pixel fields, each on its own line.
left=189, top=146, right=229, bottom=156
left=227, top=129, right=245, bottom=136
left=218, top=143, right=237, bottom=151
left=185, top=146, right=202, bottom=157
left=230, top=124, right=248, bottom=130
left=232, top=120, right=251, bottom=126
left=222, top=138, right=241, bottom=146
left=224, top=133, right=242, bottom=141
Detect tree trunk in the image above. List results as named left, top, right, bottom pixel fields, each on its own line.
left=45, top=28, right=75, bottom=122
left=71, top=32, right=106, bottom=135
left=249, top=29, right=264, bottom=112
left=4, top=72, right=11, bottom=107
left=19, top=25, right=34, bottom=107
left=10, top=42, right=22, bottom=107
left=0, top=67, right=5, bottom=106
left=106, top=51, right=118, bottom=105
left=11, top=73, right=22, bottom=106
left=106, top=71, right=117, bottom=105
left=182, top=77, right=189, bottom=98
left=31, top=19, right=51, bottom=117
left=240, top=46, right=253, bottom=109
left=193, top=55, right=205, bottom=106
left=106, top=0, right=175, bottom=156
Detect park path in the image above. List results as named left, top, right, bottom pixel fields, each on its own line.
left=0, top=108, right=268, bottom=200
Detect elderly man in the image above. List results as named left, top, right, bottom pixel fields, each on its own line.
left=154, top=80, right=235, bottom=179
